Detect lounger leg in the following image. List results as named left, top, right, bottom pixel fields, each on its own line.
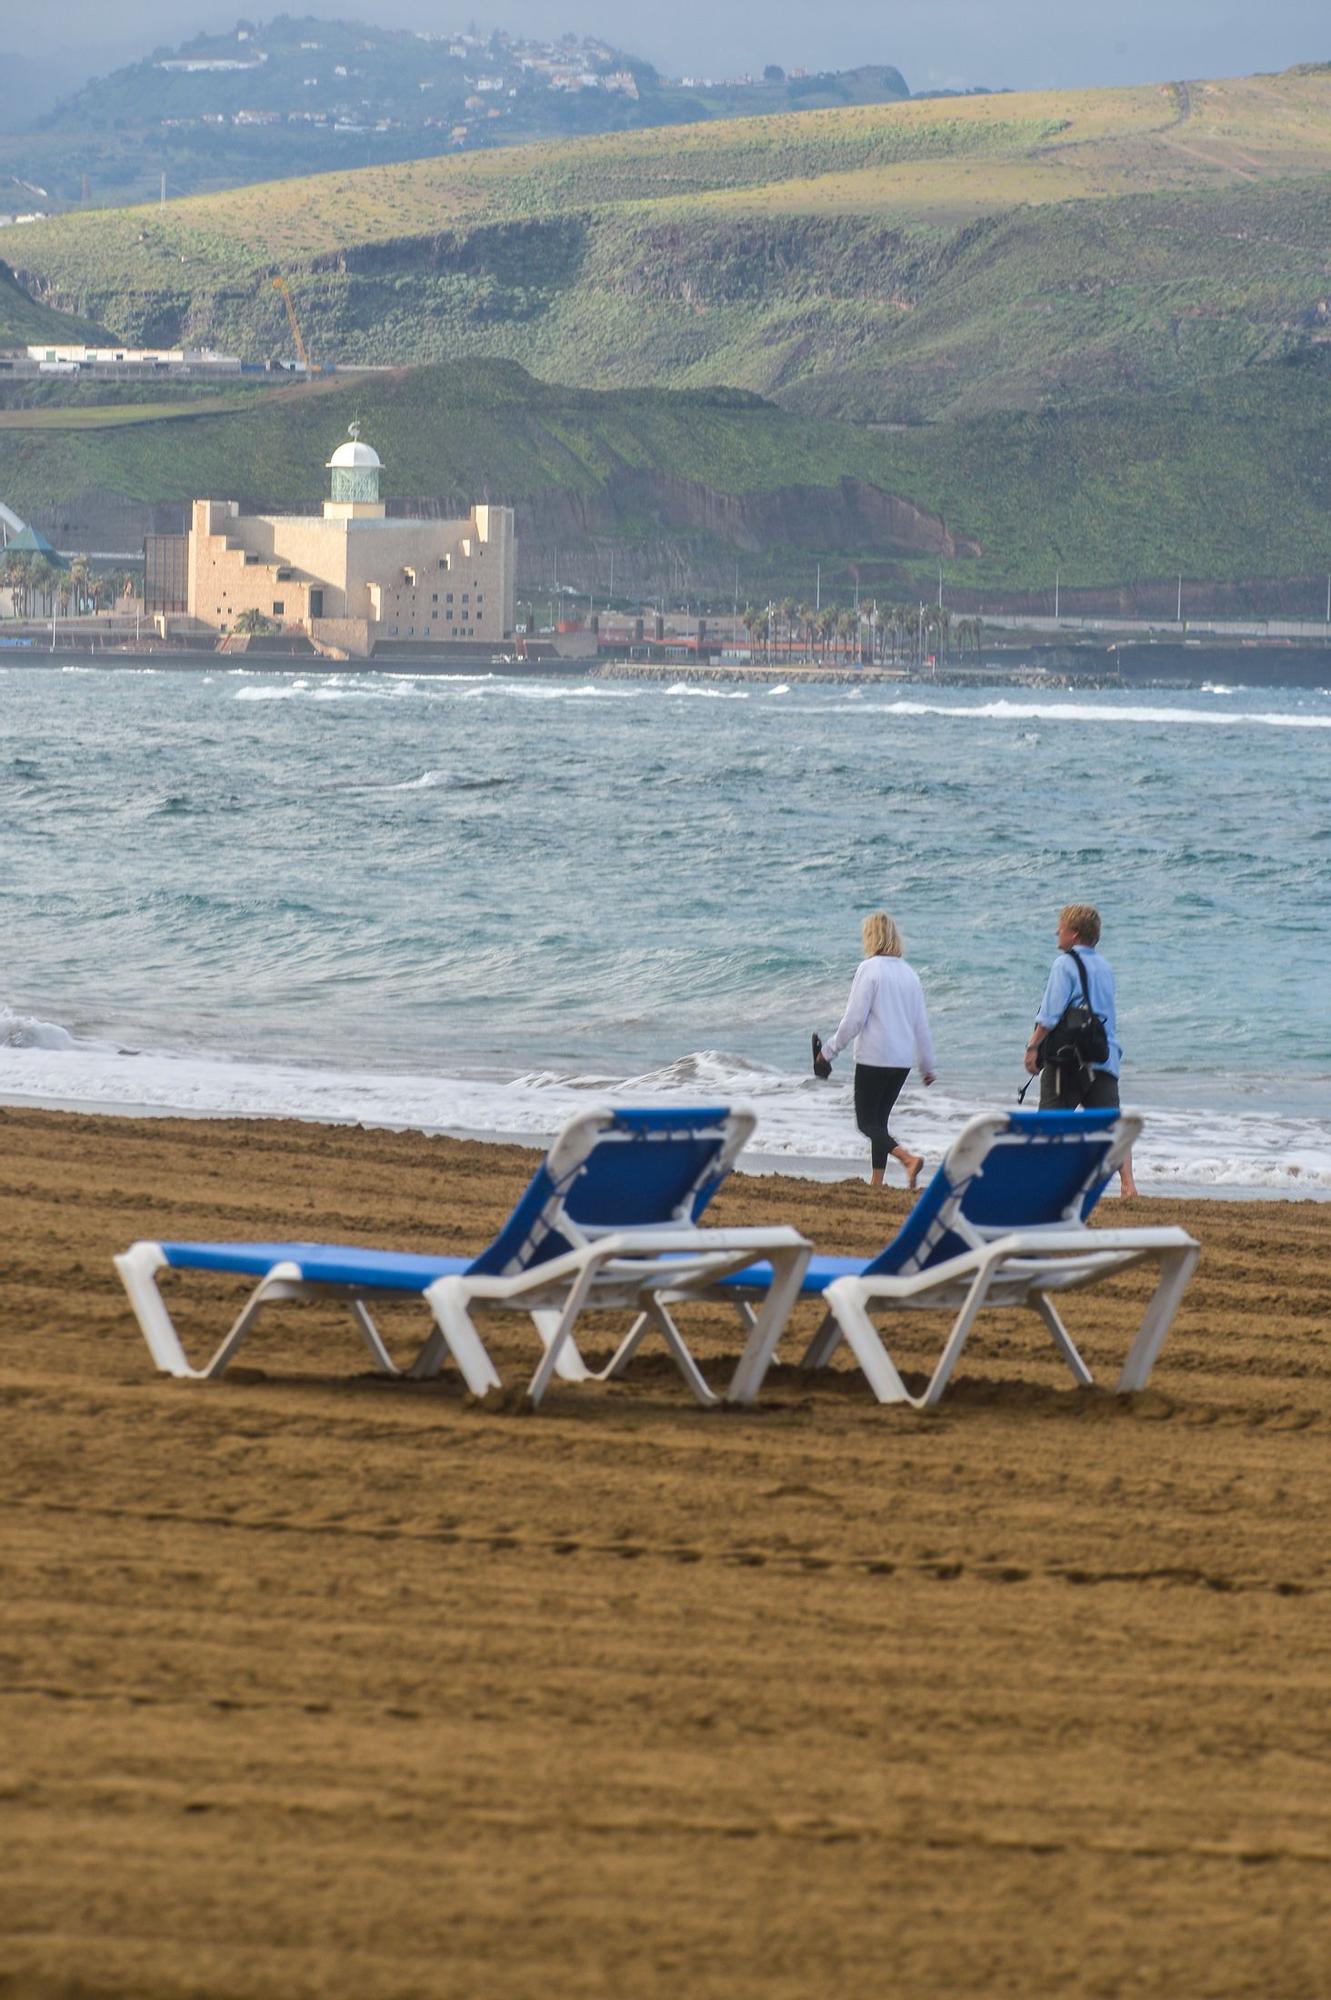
left=598, top=1310, right=651, bottom=1381
left=799, top=1308, right=842, bottom=1374
left=1032, top=1292, right=1094, bottom=1389
left=527, top=1266, right=599, bottom=1407
left=348, top=1300, right=401, bottom=1376
left=919, top=1265, right=1001, bottom=1407
left=644, top=1297, right=719, bottom=1406
left=202, top=1264, right=305, bottom=1378
left=417, top=1278, right=504, bottom=1394
left=115, top=1244, right=196, bottom=1377
left=727, top=1246, right=811, bottom=1405
left=1115, top=1245, right=1201, bottom=1393
left=823, top=1281, right=914, bottom=1403
left=530, top=1308, right=594, bottom=1383
left=584, top=1294, right=722, bottom=1403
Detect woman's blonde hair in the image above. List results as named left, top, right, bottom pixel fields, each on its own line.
left=862, top=910, right=903, bottom=958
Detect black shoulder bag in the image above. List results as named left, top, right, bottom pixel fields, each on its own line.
left=1019, top=948, right=1110, bottom=1102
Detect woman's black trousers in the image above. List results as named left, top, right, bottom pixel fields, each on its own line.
left=853, top=1063, right=909, bottom=1171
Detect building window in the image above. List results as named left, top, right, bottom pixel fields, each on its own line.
left=462, top=592, right=470, bottom=603
left=432, top=593, right=438, bottom=603
left=476, top=593, right=483, bottom=604
left=272, top=601, right=284, bottom=615
left=446, top=592, right=453, bottom=602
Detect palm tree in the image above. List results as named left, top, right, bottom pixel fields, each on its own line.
left=31, top=557, right=59, bottom=618
left=742, top=606, right=768, bottom=658
left=69, top=557, right=90, bottom=616
left=797, top=601, right=814, bottom=661
left=816, top=606, right=836, bottom=661
left=235, top=608, right=277, bottom=636
left=779, top=596, right=797, bottom=661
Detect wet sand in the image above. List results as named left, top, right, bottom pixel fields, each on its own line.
left=3, top=1105, right=1329, bottom=1998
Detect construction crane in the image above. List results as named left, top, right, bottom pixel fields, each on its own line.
left=272, top=276, right=320, bottom=375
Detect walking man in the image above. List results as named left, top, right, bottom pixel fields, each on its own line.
left=1024, top=903, right=1138, bottom=1197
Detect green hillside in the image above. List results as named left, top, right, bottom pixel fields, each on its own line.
left=0, top=259, right=108, bottom=347
left=5, top=355, right=1330, bottom=595
left=4, top=70, right=1331, bottom=420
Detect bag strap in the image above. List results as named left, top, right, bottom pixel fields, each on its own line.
left=1064, top=946, right=1093, bottom=1008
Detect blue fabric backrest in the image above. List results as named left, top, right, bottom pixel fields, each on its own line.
left=864, top=1110, right=1121, bottom=1278
left=464, top=1106, right=734, bottom=1277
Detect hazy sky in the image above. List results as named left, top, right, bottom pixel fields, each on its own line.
left=11, top=0, right=1329, bottom=91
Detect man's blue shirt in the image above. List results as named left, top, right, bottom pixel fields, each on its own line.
left=1036, top=946, right=1122, bottom=1076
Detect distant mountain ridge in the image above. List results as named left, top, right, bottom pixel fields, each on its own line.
left=6, top=70, right=1330, bottom=424
left=0, top=13, right=909, bottom=210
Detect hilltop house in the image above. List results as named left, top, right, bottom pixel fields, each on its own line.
left=182, top=427, right=516, bottom=655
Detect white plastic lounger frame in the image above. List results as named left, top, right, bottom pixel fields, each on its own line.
left=115, top=1104, right=811, bottom=1408
left=417, top=1225, right=810, bottom=1409
left=798, top=1111, right=1198, bottom=1408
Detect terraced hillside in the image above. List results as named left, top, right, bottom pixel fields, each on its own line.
left=7, top=354, right=1331, bottom=600
left=4, top=69, right=1331, bottom=420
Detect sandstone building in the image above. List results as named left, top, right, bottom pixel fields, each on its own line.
left=185, top=428, right=516, bottom=654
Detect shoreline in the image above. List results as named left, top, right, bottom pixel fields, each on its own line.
left=2, top=1087, right=1325, bottom=1203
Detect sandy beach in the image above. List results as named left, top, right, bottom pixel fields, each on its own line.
left=3, top=1103, right=1329, bottom=1998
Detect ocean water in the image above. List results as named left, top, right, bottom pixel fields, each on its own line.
left=2, top=663, right=1328, bottom=1196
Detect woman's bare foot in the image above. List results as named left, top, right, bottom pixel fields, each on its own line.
left=1120, top=1153, right=1139, bottom=1198
left=905, top=1153, right=926, bottom=1192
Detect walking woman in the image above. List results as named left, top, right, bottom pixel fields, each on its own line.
left=817, top=911, right=937, bottom=1188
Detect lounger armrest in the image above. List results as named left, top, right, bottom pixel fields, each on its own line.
left=448, top=1226, right=811, bottom=1304
left=844, top=1226, right=1183, bottom=1302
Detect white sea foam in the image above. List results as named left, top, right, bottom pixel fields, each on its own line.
left=666, top=683, right=750, bottom=700
left=848, top=698, right=1331, bottom=731
left=0, top=1003, right=83, bottom=1052
left=767, top=683, right=791, bottom=695
left=387, top=769, right=450, bottom=791
left=460, top=681, right=640, bottom=701
left=1, top=1017, right=1327, bottom=1196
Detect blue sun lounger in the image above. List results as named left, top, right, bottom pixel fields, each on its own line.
left=601, top=1109, right=1200, bottom=1409
left=114, top=1104, right=811, bottom=1407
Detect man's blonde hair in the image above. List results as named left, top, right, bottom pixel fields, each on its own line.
left=1060, top=903, right=1102, bottom=946
left=862, top=911, right=903, bottom=958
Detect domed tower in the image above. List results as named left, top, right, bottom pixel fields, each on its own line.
left=324, top=423, right=385, bottom=520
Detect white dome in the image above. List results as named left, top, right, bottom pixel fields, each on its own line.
left=327, top=438, right=382, bottom=469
